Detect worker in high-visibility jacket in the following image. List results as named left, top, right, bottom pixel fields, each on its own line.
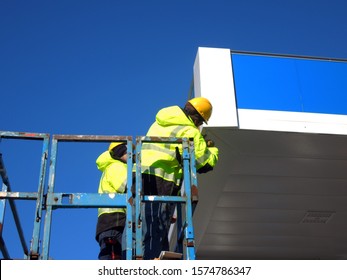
left=95, top=142, right=133, bottom=260
left=141, top=97, right=219, bottom=259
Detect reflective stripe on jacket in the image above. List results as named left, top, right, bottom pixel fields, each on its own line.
left=141, top=105, right=219, bottom=186
left=96, top=151, right=127, bottom=216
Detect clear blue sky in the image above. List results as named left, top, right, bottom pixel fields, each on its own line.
left=1, top=0, right=347, bottom=260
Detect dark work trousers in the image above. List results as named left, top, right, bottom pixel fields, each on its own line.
left=142, top=202, right=172, bottom=260
left=141, top=174, right=179, bottom=260
left=98, top=227, right=124, bottom=260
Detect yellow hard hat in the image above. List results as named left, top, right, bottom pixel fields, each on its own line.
left=108, top=142, right=124, bottom=152
left=188, top=97, right=212, bottom=123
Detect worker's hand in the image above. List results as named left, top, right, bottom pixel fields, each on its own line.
left=203, top=134, right=215, bottom=147
left=206, top=139, right=215, bottom=147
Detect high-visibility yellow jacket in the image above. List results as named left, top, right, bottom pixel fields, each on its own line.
left=96, top=151, right=127, bottom=217
left=141, top=105, right=219, bottom=187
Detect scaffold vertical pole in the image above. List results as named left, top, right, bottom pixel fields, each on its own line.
left=29, top=134, right=50, bottom=259
left=134, top=137, right=143, bottom=259
left=124, top=139, right=134, bottom=260
left=41, top=136, right=58, bottom=259
left=182, top=137, right=196, bottom=260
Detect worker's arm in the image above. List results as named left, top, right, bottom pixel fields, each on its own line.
left=194, top=129, right=219, bottom=172
left=196, top=146, right=219, bottom=173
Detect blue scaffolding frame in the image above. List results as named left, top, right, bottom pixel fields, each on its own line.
left=0, top=131, right=198, bottom=260
left=134, top=136, right=198, bottom=260
left=0, top=131, right=49, bottom=259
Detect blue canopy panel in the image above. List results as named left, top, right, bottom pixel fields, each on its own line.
left=232, top=54, right=347, bottom=115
